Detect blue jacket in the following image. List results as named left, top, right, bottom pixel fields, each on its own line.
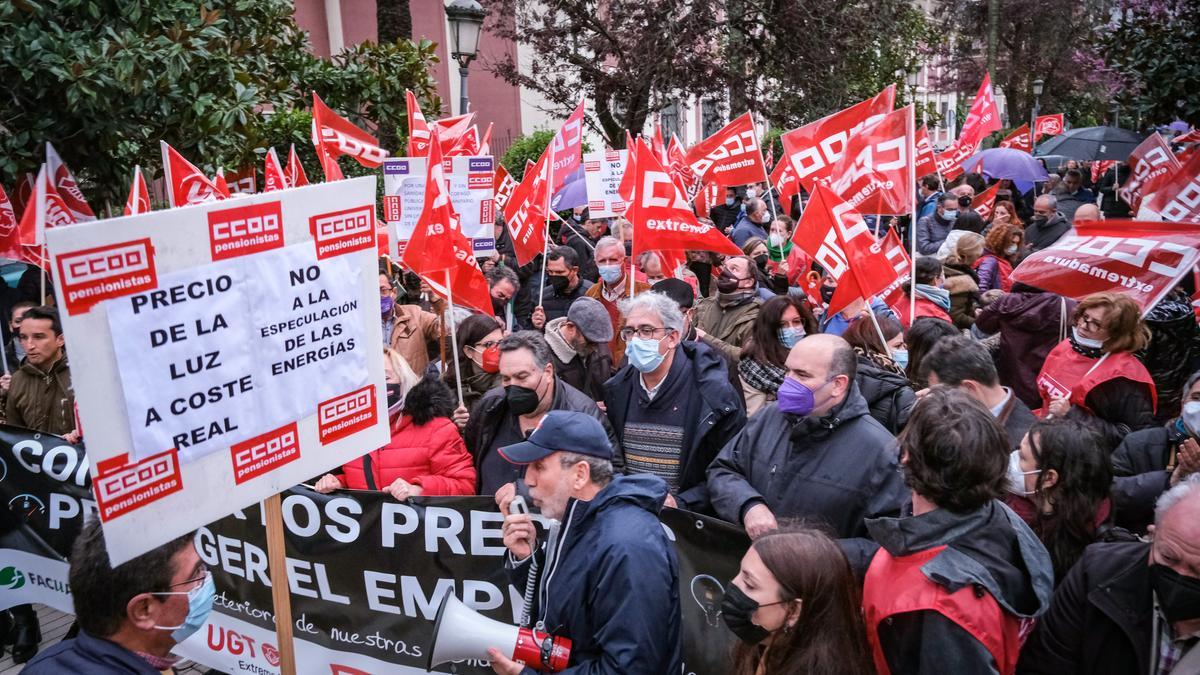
left=729, top=212, right=768, bottom=247
left=820, top=297, right=896, bottom=335
left=510, top=474, right=682, bottom=675
left=603, top=341, right=746, bottom=513
left=24, top=631, right=165, bottom=674
left=917, top=191, right=942, bottom=221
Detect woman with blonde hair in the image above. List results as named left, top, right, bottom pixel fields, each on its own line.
left=1036, top=292, right=1157, bottom=447
left=942, top=232, right=984, bottom=329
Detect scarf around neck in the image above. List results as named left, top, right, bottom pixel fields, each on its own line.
left=915, top=284, right=951, bottom=311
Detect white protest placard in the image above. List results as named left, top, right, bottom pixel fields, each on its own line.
left=46, top=177, right=390, bottom=564
left=381, top=155, right=496, bottom=257
left=583, top=149, right=628, bottom=218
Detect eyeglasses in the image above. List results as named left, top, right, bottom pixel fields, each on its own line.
left=155, top=568, right=210, bottom=597
left=1077, top=315, right=1104, bottom=331
left=620, top=326, right=673, bottom=341
left=473, top=340, right=500, bottom=351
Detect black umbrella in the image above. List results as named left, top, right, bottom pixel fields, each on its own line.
left=1033, top=126, right=1147, bottom=161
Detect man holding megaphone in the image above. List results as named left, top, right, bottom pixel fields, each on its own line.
left=489, top=410, right=682, bottom=674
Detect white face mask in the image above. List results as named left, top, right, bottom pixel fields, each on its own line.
left=1182, top=400, right=1200, bottom=436
left=1006, top=450, right=1041, bottom=497
left=1072, top=327, right=1105, bottom=350
left=768, top=233, right=785, bottom=247
left=745, top=188, right=759, bottom=199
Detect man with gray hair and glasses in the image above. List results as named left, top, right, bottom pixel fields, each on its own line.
left=601, top=292, right=744, bottom=512
left=1019, top=474, right=1200, bottom=674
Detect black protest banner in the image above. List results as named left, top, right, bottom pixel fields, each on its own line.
left=0, top=425, right=749, bottom=674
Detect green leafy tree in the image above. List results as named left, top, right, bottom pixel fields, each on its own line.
left=0, top=0, right=440, bottom=208
left=499, top=130, right=555, bottom=180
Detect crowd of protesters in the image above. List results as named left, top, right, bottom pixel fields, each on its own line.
left=12, top=162, right=1200, bottom=675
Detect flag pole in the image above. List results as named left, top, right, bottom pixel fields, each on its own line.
left=867, top=308, right=891, bottom=356
left=537, top=156, right=556, bottom=307
left=444, top=269, right=465, bottom=407
left=761, top=153, right=777, bottom=221
left=907, top=105, right=918, bottom=322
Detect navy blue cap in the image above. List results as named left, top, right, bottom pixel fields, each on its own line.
left=498, top=411, right=612, bottom=464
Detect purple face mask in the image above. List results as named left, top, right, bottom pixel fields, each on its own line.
left=777, top=377, right=826, bottom=416
left=380, top=295, right=395, bottom=316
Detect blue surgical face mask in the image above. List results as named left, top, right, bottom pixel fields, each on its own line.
left=626, top=336, right=668, bottom=373
left=725, top=197, right=736, bottom=207
left=891, top=348, right=909, bottom=369
left=942, top=209, right=959, bottom=220
left=778, top=327, right=805, bottom=348
left=598, top=265, right=623, bottom=284
left=154, top=571, right=216, bottom=643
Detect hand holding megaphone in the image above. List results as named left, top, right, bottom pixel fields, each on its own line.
left=500, top=492, right=536, bottom=561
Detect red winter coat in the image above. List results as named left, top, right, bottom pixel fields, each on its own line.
left=337, top=415, right=476, bottom=495
left=894, top=295, right=952, bottom=328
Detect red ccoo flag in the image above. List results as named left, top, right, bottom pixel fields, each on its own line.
left=1146, top=149, right=1200, bottom=222
left=264, top=147, right=289, bottom=192
left=1119, top=133, right=1179, bottom=212
left=914, top=125, right=937, bottom=178
left=827, top=106, right=914, bottom=215
left=312, top=91, right=387, bottom=175
left=936, top=74, right=1002, bottom=180
left=480, top=122, right=494, bottom=155
left=286, top=144, right=310, bottom=187
left=406, top=89, right=432, bottom=157
left=626, top=140, right=742, bottom=258
left=17, top=165, right=75, bottom=269
left=213, top=168, right=232, bottom=199
left=0, top=185, right=21, bottom=259
left=971, top=182, right=1002, bottom=219
left=999, top=124, right=1034, bottom=153
left=123, top=165, right=151, bottom=216
left=1011, top=220, right=1200, bottom=312
left=502, top=153, right=552, bottom=266
left=45, top=142, right=95, bottom=222
left=548, top=99, right=587, bottom=191
left=793, top=183, right=907, bottom=315
left=10, top=173, right=34, bottom=222
left=769, top=155, right=799, bottom=212
left=160, top=141, right=224, bottom=208
left=434, top=113, right=477, bottom=155
left=401, top=131, right=493, bottom=316
left=782, top=86, right=896, bottom=192
left=685, top=112, right=767, bottom=187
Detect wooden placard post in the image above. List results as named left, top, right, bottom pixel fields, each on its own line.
left=263, top=492, right=297, bottom=675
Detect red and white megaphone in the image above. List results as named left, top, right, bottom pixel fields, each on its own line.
left=425, top=591, right=572, bottom=672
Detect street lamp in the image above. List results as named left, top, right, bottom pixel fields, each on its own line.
left=1030, top=78, right=1044, bottom=150
left=444, top=0, right=487, bottom=116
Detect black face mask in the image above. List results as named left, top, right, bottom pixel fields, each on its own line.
left=721, top=583, right=788, bottom=645
left=716, top=270, right=742, bottom=294
left=505, top=382, right=542, bottom=416
left=1030, top=215, right=1048, bottom=227
left=820, top=284, right=836, bottom=304
left=957, top=194, right=972, bottom=208
left=754, top=253, right=769, bottom=269
left=385, top=383, right=404, bottom=413
left=1150, top=563, right=1200, bottom=623
left=549, top=275, right=570, bottom=294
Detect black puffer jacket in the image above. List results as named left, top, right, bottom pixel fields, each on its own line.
left=1140, top=291, right=1200, bottom=422
left=1109, top=422, right=1186, bottom=533
left=707, top=383, right=907, bottom=547
left=855, top=354, right=916, bottom=434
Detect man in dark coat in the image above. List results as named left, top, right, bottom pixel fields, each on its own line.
left=923, top=336, right=1037, bottom=450
left=1018, top=474, right=1200, bottom=674
left=1025, top=195, right=1072, bottom=251
left=975, top=283, right=1076, bottom=409
left=1110, top=370, right=1200, bottom=533
left=707, top=334, right=907, bottom=545
left=861, top=388, right=1054, bottom=675
left=708, top=187, right=742, bottom=232
left=491, top=412, right=681, bottom=675
left=464, top=331, right=618, bottom=497
left=603, top=292, right=745, bottom=514
left=531, top=246, right=594, bottom=329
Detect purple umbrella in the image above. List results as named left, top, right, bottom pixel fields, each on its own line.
left=1169, top=119, right=1192, bottom=134
left=960, top=148, right=1049, bottom=182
